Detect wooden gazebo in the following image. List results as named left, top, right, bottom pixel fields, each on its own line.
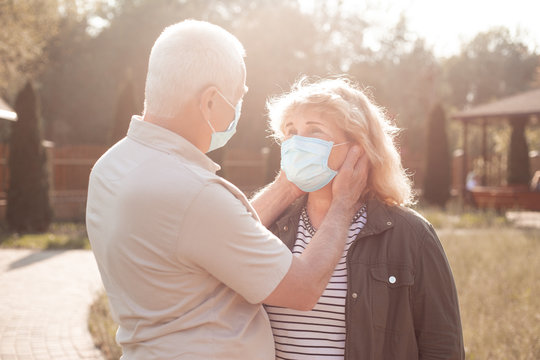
left=452, top=88, right=540, bottom=210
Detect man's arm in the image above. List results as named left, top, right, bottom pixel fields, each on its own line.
left=263, top=146, right=368, bottom=310
left=250, top=172, right=304, bottom=228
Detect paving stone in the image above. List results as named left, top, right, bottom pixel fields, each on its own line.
left=0, top=249, right=106, bottom=360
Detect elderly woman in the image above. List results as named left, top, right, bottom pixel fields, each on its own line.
left=264, top=78, right=464, bottom=360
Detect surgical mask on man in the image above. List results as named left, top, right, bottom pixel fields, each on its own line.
left=206, top=90, right=242, bottom=152
left=281, top=135, right=348, bottom=192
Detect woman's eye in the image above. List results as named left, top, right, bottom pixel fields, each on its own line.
left=286, top=129, right=297, bottom=136
left=308, top=128, right=324, bottom=136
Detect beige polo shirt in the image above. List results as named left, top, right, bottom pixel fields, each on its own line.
left=86, top=116, right=292, bottom=360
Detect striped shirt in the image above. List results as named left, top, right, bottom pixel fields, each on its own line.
left=266, top=206, right=367, bottom=360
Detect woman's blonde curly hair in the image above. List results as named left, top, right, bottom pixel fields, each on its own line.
left=267, top=76, right=414, bottom=206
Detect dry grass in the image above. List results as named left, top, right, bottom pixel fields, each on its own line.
left=439, top=227, right=540, bottom=359
left=88, top=292, right=122, bottom=360
left=0, top=222, right=90, bottom=249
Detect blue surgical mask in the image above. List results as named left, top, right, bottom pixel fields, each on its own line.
left=206, top=90, right=242, bottom=152
left=281, top=135, right=348, bottom=192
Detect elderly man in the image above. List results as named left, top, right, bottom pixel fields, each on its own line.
left=86, top=20, right=366, bottom=359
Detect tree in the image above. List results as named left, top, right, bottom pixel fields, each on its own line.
left=423, top=104, right=451, bottom=206
left=349, top=17, right=441, bottom=163
left=507, top=117, right=530, bottom=185
left=6, top=82, right=52, bottom=233
left=109, top=77, right=139, bottom=145
left=0, top=0, right=63, bottom=99
left=444, top=27, right=539, bottom=109
left=0, top=0, right=107, bottom=100
left=38, top=0, right=203, bottom=144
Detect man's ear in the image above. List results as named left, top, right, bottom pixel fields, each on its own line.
left=199, top=86, right=218, bottom=121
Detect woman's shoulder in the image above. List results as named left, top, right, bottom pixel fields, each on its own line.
left=268, top=195, right=307, bottom=233
left=377, top=200, right=436, bottom=237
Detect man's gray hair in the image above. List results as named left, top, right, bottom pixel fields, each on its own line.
left=144, top=20, right=246, bottom=118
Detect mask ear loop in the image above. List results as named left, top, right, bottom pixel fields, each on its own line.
left=199, top=92, right=217, bottom=134
left=200, top=103, right=217, bottom=134
left=333, top=141, right=349, bottom=147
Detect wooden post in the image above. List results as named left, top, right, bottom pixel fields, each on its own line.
left=462, top=120, right=469, bottom=198
left=482, top=118, right=488, bottom=185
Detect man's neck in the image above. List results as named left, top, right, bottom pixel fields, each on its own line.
left=143, top=110, right=209, bottom=153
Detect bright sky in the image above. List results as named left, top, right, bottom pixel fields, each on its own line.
left=302, top=0, right=540, bottom=57
left=400, top=0, right=540, bottom=57
left=88, top=0, right=540, bottom=58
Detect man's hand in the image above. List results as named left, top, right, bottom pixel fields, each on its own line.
left=250, top=171, right=305, bottom=227
left=274, top=170, right=305, bottom=201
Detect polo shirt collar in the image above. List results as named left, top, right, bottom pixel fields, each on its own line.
left=127, top=115, right=221, bottom=173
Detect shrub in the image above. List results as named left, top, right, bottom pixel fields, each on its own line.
left=423, top=103, right=451, bottom=207
left=88, top=292, right=122, bottom=360
left=6, top=81, right=52, bottom=233
left=507, top=116, right=530, bottom=185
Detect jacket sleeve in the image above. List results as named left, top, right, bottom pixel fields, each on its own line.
left=412, top=225, right=465, bottom=360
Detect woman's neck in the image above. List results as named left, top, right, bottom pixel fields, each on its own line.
left=306, top=187, right=364, bottom=230
left=305, top=187, right=334, bottom=229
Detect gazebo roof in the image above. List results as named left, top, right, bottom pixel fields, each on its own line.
left=0, top=97, right=17, bottom=121
left=453, top=87, right=540, bottom=121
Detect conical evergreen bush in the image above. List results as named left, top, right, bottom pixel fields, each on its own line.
left=109, top=79, right=137, bottom=145
left=423, top=103, right=451, bottom=207
left=6, top=82, right=52, bottom=232
left=507, top=116, right=530, bottom=185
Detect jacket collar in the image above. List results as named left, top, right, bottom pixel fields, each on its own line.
left=359, top=197, right=395, bottom=238
left=274, top=195, right=395, bottom=248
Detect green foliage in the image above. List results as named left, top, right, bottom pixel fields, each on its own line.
left=6, top=82, right=52, bottom=233
left=0, top=222, right=90, bottom=249
left=39, top=0, right=199, bottom=144
left=440, top=227, right=540, bottom=359
left=109, top=78, right=139, bottom=145
left=0, top=0, right=62, bottom=99
left=88, top=292, right=122, bottom=360
left=507, top=117, right=531, bottom=185
left=417, top=203, right=509, bottom=229
left=454, top=211, right=509, bottom=228
left=423, top=104, right=451, bottom=206
left=349, top=25, right=441, bottom=158
left=0, top=0, right=112, bottom=101
left=444, top=27, right=539, bottom=109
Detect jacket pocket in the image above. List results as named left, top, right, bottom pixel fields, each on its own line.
left=370, top=265, right=414, bottom=332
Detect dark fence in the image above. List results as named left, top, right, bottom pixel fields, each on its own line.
left=0, top=144, right=108, bottom=221
left=3, top=142, right=513, bottom=221
left=0, top=144, right=270, bottom=221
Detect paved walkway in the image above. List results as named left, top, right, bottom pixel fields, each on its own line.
left=0, top=249, right=105, bottom=360
left=506, top=210, right=540, bottom=229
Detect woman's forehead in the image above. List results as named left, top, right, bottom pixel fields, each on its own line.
left=283, top=109, right=339, bottom=129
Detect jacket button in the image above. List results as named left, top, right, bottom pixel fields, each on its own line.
left=283, top=225, right=288, bottom=231
left=387, top=221, right=392, bottom=226
left=351, top=292, right=358, bottom=299
left=389, top=276, right=396, bottom=284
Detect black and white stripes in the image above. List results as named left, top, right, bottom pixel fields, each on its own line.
left=266, top=207, right=367, bottom=360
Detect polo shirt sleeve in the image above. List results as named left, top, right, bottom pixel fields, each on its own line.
left=177, top=182, right=293, bottom=304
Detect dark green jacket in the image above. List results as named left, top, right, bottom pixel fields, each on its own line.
left=269, top=196, right=465, bottom=360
